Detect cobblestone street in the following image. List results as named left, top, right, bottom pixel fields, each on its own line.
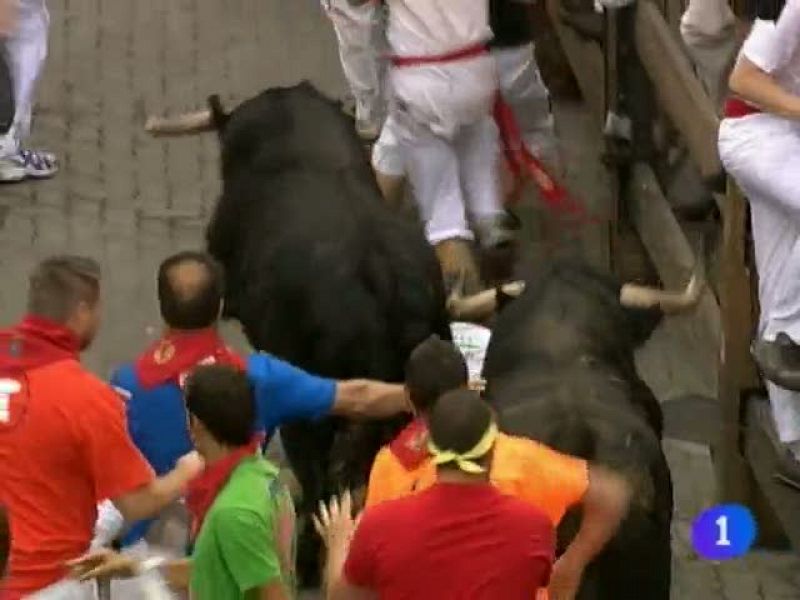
left=1, top=0, right=799, bottom=598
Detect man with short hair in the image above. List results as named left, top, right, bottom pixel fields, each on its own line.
left=365, top=335, right=631, bottom=599
left=104, top=250, right=409, bottom=550
left=0, top=255, right=202, bottom=598
left=317, top=389, right=556, bottom=599
left=71, top=365, right=296, bottom=599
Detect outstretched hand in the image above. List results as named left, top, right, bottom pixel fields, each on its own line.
left=66, top=548, right=140, bottom=582
left=312, top=489, right=361, bottom=549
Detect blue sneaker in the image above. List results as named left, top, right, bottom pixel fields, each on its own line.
left=0, top=148, right=58, bottom=181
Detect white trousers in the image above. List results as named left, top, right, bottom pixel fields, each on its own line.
left=373, top=43, right=557, bottom=175
left=1, top=0, right=48, bottom=155
left=719, top=113, right=800, bottom=444
left=383, top=56, right=502, bottom=245
left=403, top=115, right=502, bottom=244
left=679, top=0, right=737, bottom=108
left=320, top=0, right=385, bottom=126
left=493, top=43, right=560, bottom=171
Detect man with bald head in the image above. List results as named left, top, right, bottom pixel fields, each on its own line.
left=102, top=250, right=409, bottom=553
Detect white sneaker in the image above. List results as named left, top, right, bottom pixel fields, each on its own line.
left=0, top=148, right=59, bottom=181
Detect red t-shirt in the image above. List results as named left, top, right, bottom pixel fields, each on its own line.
left=344, top=482, right=555, bottom=599
left=0, top=360, right=155, bottom=597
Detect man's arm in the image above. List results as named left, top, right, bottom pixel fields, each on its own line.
left=729, top=57, right=800, bottom=118
left=80, top=383, right=204, bottom=523
left=332, top=380, right=409, bottom=419
left=248, top=354, right=410, bottom=431
left=111, top=452, right=203, bottom=522
left=549, top=465, right=631, bottom=600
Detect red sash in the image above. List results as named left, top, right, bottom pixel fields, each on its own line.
left=185, top=436, right=263, bottom=540
left=389, top=418, right=431, bottom=471
left=724, top=97, right=762, bottom=119
left=135, top=328, right=244, bottom=389
left=0, top=315, right=79, bottom=374
left=389, top=42, right=489, bottom=67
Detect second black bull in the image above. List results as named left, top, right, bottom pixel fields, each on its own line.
left=449, top=260, right=703, bottom=599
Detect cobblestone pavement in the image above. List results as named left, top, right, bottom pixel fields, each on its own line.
left=1, top=1, right=799, bottom=598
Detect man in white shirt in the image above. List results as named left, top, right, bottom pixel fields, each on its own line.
left=718, top=0, right=800, bottom=469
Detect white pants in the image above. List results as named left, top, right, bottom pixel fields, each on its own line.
left=493, top=43, right=560, bottom=171
left=679, top=0, right=737, bottom=108
left=719, top=113, right=800, bottom=444
left=372, top=44, right=558, bottom=178
left=0, top=0, right=49, bottom=155
left=404, top=116, right=502, bottom=244
left=384, top=57, right=502, bottom=244
left=321, top=0, right=385, bottom=126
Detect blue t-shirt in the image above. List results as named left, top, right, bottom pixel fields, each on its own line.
left=111, top=353, right=336, bottom=546
left=247, top=353, right=336, bottom=438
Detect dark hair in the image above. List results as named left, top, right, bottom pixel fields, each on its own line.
left=184, top=364, right=254, bottom=446
left=405, top=335, right=469, bottom=412
left=428, top=389, right=493, bottom=458
left=27, top=255, right=101, bottom=322
left=157, top=251, right=225, bottom=329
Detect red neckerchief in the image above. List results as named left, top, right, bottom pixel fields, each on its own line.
left=389, top=418, right=431, bottom=471
left=134, top=328, right=244, bottom=388
left=185, top=436, right=263, bottom=540
left=0, top=315, right=80, bottom=374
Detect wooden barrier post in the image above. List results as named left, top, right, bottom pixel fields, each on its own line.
left=713, top=181, right=757, bottom=505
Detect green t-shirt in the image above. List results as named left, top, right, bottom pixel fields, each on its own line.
left=190, top=455, right=296, bottom=600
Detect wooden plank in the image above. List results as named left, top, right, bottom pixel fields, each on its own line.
left=634, top=1, right=722, bottom=181
left=713, top=181, right=761, bottom=505
left=545, top=0, right=606, bottom=128
left=745, top=399, right=800, bottom=548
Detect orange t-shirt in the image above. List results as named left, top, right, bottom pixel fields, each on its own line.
left=366, top=428, right=589, bottom=526
left=0, top=360, right=155, bottom=597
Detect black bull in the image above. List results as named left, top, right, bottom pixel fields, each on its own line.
left=199, top=82, right=451, bottom=581
left=481, top=261, right=673, bottom=600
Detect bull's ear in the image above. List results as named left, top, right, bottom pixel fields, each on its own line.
left=207, top=95, right=229, bottom=130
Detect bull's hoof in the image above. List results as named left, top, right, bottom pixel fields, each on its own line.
left=752, top=333, right=800, bottom=392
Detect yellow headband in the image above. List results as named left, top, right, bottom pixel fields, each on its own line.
left=428, top=421, right=498, bottom=474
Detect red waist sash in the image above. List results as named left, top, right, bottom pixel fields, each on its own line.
left=389, top=42, right=488, bottom=68
left=724, top=97, right=762, bottom=119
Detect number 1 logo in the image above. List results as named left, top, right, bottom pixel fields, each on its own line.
left=692, top=504, right=756, bottom=560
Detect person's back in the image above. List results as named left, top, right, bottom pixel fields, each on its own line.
left=192, top=454, right=296, bottom=599
left=0, top=258, right=157, bottom=597
left=386, top=0, right=491, bottom=56
left=346, top=482, right=552, bottom=599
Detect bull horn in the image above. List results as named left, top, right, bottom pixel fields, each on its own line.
left=619, top=268, right=704, bottom=314
left=447, top=280, right=525, bottom=321
left=144, top=109, right=214, bottom=137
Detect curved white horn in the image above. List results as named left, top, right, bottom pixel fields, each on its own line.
left=447, top=280, right=525, bottom=321
left=619, top=270, right=704, bottom=314
left=144, top=109, right=214, bottom=137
